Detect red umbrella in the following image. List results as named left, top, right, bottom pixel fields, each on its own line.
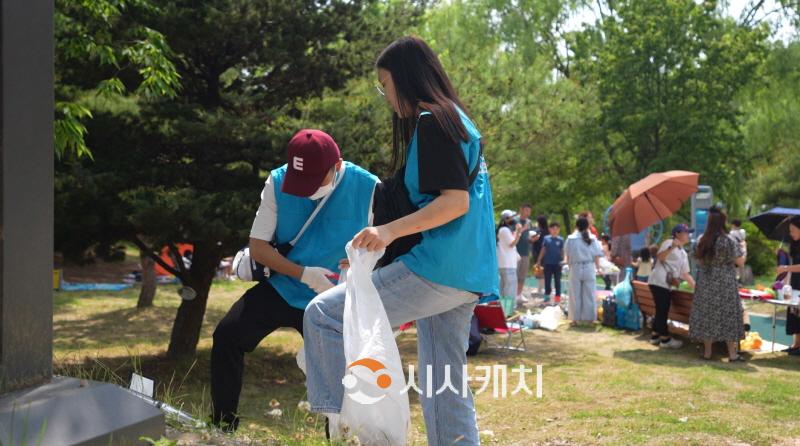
left=609, top=171, right=699, bottom=236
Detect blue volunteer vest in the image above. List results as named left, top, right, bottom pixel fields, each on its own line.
left=398, top=109, right=499, bottom=295
left=269, top=162, right=378, bottom=309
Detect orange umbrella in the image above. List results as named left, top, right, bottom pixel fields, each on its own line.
left=609, top=171, right=699, bottom=236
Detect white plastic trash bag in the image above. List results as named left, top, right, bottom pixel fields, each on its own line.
left=339, top=242, right=410, bottom=445
left=598, top=257, right=620, bottom=275
left=531, top=305, right=564, bottom=331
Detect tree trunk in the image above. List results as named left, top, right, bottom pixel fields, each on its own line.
left=561, top=208, right=573, bottom=234
left=167, top=242, right=221, bottom=359
left=137, top=251, right=157, bottom=308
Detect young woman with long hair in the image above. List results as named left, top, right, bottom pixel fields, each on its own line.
left=690, top=208, right=746, bottom=361
left=302, top=36, right=497, bottom=444
left=777, top=215, right=800, bottom=355
left=564, top=217, right=604, bottom=325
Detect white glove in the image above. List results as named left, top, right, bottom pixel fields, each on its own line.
left=301, top=267, right=335, bottom=294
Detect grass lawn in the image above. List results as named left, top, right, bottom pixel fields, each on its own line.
left=53, top=281, right=800, bottom=446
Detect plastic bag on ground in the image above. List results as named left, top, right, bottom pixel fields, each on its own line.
left=530, top=305, right=564, bottom=331
left=339, top=242, right=410, bottom=445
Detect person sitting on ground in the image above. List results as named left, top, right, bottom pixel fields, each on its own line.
left=536, top=222, right=565, bottom=303
left=690, top=208, right=747, bottom=361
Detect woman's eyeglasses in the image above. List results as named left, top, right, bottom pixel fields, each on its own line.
left=375, top=84, right=385, bottom=97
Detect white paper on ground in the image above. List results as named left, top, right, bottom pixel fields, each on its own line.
left=130, top=373, right=155, bottom=397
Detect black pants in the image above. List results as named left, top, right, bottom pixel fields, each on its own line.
left=602, top=275, right=612, bottom=291
left=543, top=264, right=562, bottom=296
left=211, top=280, right=305, bottom=429
left=649, top=284, right=672, bottom=338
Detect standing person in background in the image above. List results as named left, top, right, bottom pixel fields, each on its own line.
left=690, top=208, right=746, bottom=361
left=565, top=216, right=604, bottom=325
left=580, top=211, right=599, bottom=238
left=303, top=36, right=498, bottom=445
left=600, top=234, right=613, bottom=290
left=632, top=246, right=654, bottom=282
left=497, top=209, right=523, bottom=305
left=777, top=216, right=800, bottom=356
left=537, top=222, right=565, bottom=303
left=531, top=215, right=548, bottom=296
left=647, top=224, right=696, bottom=348
left=514, top=204, right=534, bottom=302
left=611, top=233, right=633, bottom=284
left=730, top=219, right=748, bottom=283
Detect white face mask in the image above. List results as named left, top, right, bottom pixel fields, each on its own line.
left=308, top=170, right=338, bottom=200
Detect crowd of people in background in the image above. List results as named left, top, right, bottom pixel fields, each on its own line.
left=496, top=204, right=800, bottom=359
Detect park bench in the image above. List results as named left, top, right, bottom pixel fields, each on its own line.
left=632, top=280, right=693, bottom=337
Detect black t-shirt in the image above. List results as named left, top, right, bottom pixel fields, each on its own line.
left=792, top=245, right=800, bottom=290
left=417, top=114, right=469, bottom=195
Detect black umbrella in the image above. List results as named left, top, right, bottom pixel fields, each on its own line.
left=749, top=207, right=800, bottom=241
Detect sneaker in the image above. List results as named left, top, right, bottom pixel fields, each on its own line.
left=789, top=349, right=800, bottom=356
left=660, top=338, right=683, bottom=349
left=554, top=295, right=561, bottom=303
left=517, top=294, right=530, bottom=304
left=649, top=337, right=661, bottom=346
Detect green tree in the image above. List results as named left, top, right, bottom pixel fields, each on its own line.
left=56, top=0, right=422, bottom=358
left=570, top=0, right=770, bottom=216
left=740, top=42, right=800, bottom=209
left=420, top=0, right=615, bottom=225
left=55, top=0, right=180, bottom=158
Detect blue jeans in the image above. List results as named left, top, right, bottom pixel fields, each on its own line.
left=303, top=261, right=480, bottom=446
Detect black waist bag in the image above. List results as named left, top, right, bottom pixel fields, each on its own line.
left=374, top=144, right=483, bottom=268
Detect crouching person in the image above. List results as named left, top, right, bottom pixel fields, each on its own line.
left=210, top=129, right=378, bottom=431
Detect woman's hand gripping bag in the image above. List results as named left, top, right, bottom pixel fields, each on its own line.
left=339, top=242, right=410, bottom=445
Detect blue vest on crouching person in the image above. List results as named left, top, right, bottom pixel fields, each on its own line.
left=398, top=109, right=499, bottom=295
left=268, top=162, right=378, bottom=309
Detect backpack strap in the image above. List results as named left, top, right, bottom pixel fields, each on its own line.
left=468, top=142, right=484, bottom=186
left=289, top=167, right=344, bottom=246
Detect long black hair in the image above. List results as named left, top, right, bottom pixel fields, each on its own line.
left=576, top=217, right=592, bottom=245
left=789, top=215, right=800, bottom=258
left=536, top=215, right=548, bottom=233
left=639, top=246, right=651, bottom=262
left=696, top=207, right=727, bottom=264
left=376, top=36, right=469, bottom=171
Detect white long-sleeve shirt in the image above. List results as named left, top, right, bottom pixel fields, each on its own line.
left=249, top=164, right=375, bottom=242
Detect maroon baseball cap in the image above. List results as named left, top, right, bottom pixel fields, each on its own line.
left=281, top=129, right=341, bottom=197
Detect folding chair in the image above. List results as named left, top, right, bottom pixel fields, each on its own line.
left=474, top=303, right=527, bottom=351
